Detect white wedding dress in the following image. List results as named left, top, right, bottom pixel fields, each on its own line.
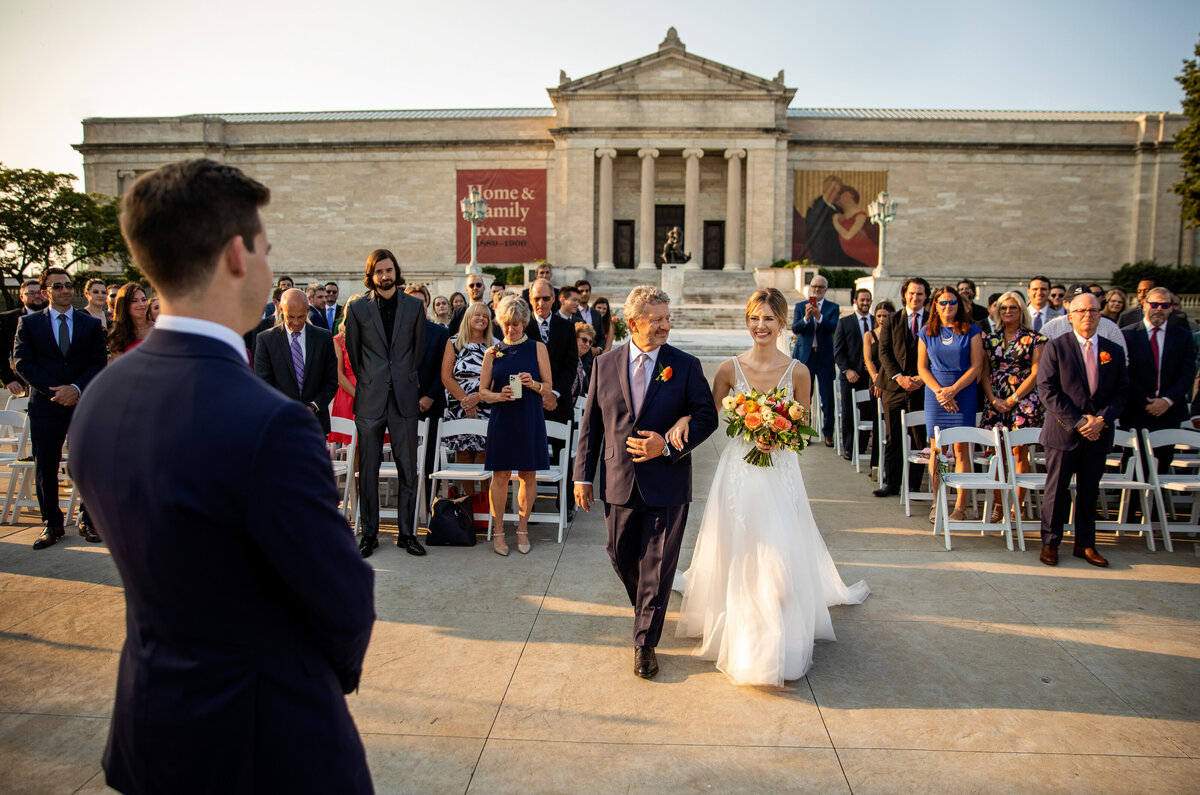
left=676, top=357, right=869, bottom=687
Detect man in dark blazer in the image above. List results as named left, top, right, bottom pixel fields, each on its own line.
left=344, top=248, right=426, bottom=558
left=525, top=278, right=578, bottom=426
left=833, top=287, right=875, bottom=462
left=957, top=279, right=990, bottom=324
left=323, top=281, right=343, bottom=330
left=874, top=277, right=930, bottom=498
left=14, top=268, right=107, bottom=548
left=0, top=278, right=48, bottom=394
left=254, top=289, right=339, bottom=435
left=792, top=274, right=839, bottom=446
left=574, top=286, right=718, bottom=679
left=306, top=283, right=330, bottom=330
left=521, top=262, right=559, bottom=315
left=1037, top=292, right=1129, bottom=567
left=68, top=160, right=375, bottom=794
left=416, top=307, right=450, bottom=512
left=1120, top=286, right=1197, bottom=471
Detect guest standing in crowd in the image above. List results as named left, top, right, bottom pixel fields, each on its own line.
left=449, top=291, right=467, bottom=315
left=147, top=295, right=160, bottom=323
left=432, top=295, right=453, bottom=327
left=15, top=267, right=107, bottom=549
left=862, top=300, right=895, bottom=400
left=834, top=287, right=874, bottom=461
left=440, top=302, right=496, bottom=492
left=526, top=278, right=579, bottom=429
left=521, top=262, right=559, bottom=313
left=107, top=283, right=154, bottom=360
left=306, top=283, right=330, bottom=330
left=1037, top=292, right=1128, bottom=568
left=1041, top=284, right=1129, bottom=358
left=592, top=296, right=615, bottom=352
left=479, top=295, right=551, bottom=556
left=1049, top=284, right=1067, bottom=314
left=449, top=275, right=487, bottom=331
left=558, top=284, right=583, bottom=325
left=106, top=283, right=120, bottom=316
left=344, top=248, right=426, bottom=558
left=957, top=279, right=990, bottom=324
left=979, top=291, right=1045, bottom=520
left=83, top=278, right=112, bottom=330
left=323, top=281, right=342, bottom=331
left=573, top=321, right=596, bottom=404
left=1117, top=279, right=1158, bottom=327
left=917, top=285, right=983, bottom=523
left=1101, top=288, right=1127, bottom=323
left=253, top=288, right=338, bottom=435
left=408, top=284, right=450, bottom=509
left=875, top=277, right=930, bottom=498
left=575, top=279, right=600, bottom=340
left=69, top=159, right=375, bottom=793
left=0, top=279, right=47, bottom=395
left=791, top=274, right=838, bottom=447
left=1028, top=275, right=1064, bottom=332
left=329, top=299, right=359, bottom=446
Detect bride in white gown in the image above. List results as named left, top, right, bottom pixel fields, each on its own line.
left=671, top=288, right=869, bottom=687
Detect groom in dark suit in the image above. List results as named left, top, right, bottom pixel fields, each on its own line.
left=574, top=285, right=718, bottom=679
left=1036, top=292, right=1129, bottom=568
left=254, top=288, right=339, bottom=434
left=67, top=159, right=375, bottom=793
left=344, top=248, right=426, bottom=558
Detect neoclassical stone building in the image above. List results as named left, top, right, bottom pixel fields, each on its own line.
left=77, top=28, right=1194, bottom=289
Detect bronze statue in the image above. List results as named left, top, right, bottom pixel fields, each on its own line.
left=662, top=226, right=691, bottom=265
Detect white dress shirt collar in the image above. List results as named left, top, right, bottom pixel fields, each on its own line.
left=628, top=340, right=661, bottom=370
left=154, top=315, right=248, bottom=359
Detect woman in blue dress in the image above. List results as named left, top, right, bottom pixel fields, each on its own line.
left=478, top=295, right=552, bottom=556
left=917, top=285, right=984, bottom=523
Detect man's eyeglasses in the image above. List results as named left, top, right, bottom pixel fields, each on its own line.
left=1070, top=309, right=1101, bottom=316
left=1145, top=301, right=1170, bottom=310
left=532, top=296, right=553, bottom=302
left=467, top=282, right=483, bottom=289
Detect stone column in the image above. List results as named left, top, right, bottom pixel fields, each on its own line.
left=637, top=148, right=659, bottom=270
left=724, top=148, right=746, bottom=271
left=682, top=148, right=704, bottom=270
left=595, top=148, right=617, bottom=269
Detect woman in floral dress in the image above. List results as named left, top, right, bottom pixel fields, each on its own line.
left=980, top=291, right=1046, bottom=521
left=440, top=302, right=497, bottom=493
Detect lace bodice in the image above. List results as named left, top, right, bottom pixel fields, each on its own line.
left=731, top=356, right=798, bottom=400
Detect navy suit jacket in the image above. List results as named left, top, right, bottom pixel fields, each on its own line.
left=68, top=330, right=375, bottom=794
left=833, top=312, right=871, bottom=380
left=418, top=319, right=451, bottom=419
left=574, top=342, right=718, bottom=507
left=1120, top=321, right=1197, bottom=430
left=1037, top=333, right=1129, bottom=451
left=13, top=308, right=106, bottom=417
left=791, top=299, right=838, bottom=369
left=308, top=305, right=330, bottom=330
left=253, top=324, right=339, bottom=434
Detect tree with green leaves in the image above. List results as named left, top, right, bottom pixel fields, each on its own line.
left=0, top=163, right=129, bottom=307
left=1174, top=36, right=1200, bottom=228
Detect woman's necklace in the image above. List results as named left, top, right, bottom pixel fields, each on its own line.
left=501, top=334, right=528, bottom=348
left=940, top=327, right=955, bottom=345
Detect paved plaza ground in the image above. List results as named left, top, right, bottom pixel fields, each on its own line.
left=1, top=360, right=1198, bottom=793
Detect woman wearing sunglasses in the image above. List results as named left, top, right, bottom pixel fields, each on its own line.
left=916, top=285, right=984, bottom=523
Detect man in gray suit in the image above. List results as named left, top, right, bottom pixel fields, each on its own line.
left=343, top=248, right=426, bottom=558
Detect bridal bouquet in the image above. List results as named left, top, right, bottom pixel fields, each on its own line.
left=721, top=388, right=817, bottom=467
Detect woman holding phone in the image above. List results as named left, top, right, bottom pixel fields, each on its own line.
left=478, top=295, right=552, bottom=556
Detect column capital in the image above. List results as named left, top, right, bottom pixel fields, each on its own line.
left=595, top=148, right=618, bottom=160
left=724, top=148, right=746, bottom=160
left=637, top=148, right=659, bottom=160
left=682, top=148, right=705, bottom=160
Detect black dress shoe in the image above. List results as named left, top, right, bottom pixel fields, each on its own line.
left=400, top=536, right=426, bottom=557
left=872, top=488, right=898, bottom=498
left=634, top=645, right=659, bottom=679
left=78, top=524, right=101, bottom=543
left=359, top=535, right=379, bottom=558
left=32, top=525, right=64, bottom=550
left=842, top=451, right=852, bottom=461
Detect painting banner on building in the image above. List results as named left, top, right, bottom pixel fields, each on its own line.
left=792, top=170, right=887, bottom=269
left=456, top=170, right=547, bottom=264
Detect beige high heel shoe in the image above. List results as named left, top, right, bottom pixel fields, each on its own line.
left=516, top=528, right=531, bottom=555
left=493, top=527, right=509, bottom=557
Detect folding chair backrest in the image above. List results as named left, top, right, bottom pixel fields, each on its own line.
left=937, top=426, right=1002, bottom=477
left=1143, top=428, right=1200, bottom=486
left=435, top=418, right=491, bottom=468
left=853, top=389, right=871, bottom=405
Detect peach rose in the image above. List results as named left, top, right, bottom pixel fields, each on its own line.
left=772, top=415, right=790, bottom=432
left=736, top=404, right=747, bottom=416
left=745, top=413, right=764, bottom=429
left=788, top=404, right=804, bottom=421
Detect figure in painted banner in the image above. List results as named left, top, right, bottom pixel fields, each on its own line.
left=661, top=226, right=691, bottom=265
left=798, top=174, right=879, bottom=269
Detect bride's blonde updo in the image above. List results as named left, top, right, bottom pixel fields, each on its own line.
left=745, top=288, right=788, bottom=324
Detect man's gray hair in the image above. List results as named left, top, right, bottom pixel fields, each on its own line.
left=623, top=285, right=670, bottom=322
left=495, top=294, right=531, bottom=327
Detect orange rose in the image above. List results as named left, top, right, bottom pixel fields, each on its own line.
left=743, top=400, right=759, bottom=413
left=745, top=412, right=764, bottom=429
left=657, top=365, right=673, bottom=382
left=735, top=393, right=745, bottom=405
left=772, top=415, right=790, bottom=432
left=788, top=404, right=804, bottom=421
left=1099, top=351, right=1112, bottom=365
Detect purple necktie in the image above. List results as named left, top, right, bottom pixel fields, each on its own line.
left=1033, top=311, right=1043, bottom=332
left=291, top=331, right=305, bottom=391
left=910, top=312, right=919, bottom=338
left=861, top=316, right=869, bottom=335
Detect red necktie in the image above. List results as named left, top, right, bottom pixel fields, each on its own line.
left=1150, top=326, right=1160, bottom=394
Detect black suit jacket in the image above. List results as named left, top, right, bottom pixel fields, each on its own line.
left=1038, top=334, right=1129, bottom=451
left=833, top=313, right=871, bottom=381
left=969, top=303, right=989, bottom=324
left=1120, top=321, right=1197, bottom=430
left=253, top=324, right=339, bottom=434
left=308, top=306, right=330, bottom=331
left=418, top=319, right=450, bottom=420
left=13, top=309, right=107, bottom=417
left=0, top=306, right=30, bottom=386
left=877, top=308, right=926, bottom=408
left=526, top=312, right=578, bottom=424
left=68, top=330, right=374, bottom=794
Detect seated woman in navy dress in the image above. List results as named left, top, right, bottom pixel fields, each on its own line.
left=478, top=295, right=552, bottom=556
left=917, top=285, right=984, bottom=523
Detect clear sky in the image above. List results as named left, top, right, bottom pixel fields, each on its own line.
left=2, top=0, right=1197, bottom=182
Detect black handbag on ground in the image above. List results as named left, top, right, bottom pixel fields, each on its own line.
left=424, top=495, right=477, bottom=546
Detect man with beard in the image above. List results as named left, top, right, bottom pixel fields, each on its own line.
left=0, top=278, right=48, bottom=394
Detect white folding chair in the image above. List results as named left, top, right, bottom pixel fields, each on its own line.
left=1002, top=427, right=1048, bottom=545
left=505, top=420, right=572, bottom=543
left=328, top=417, right=358, bottom=525
left=1091, top=429, right=1157, bottom=550
left=571, top=394, right=586, bottom=459
left=850, top=389, right=873, bottom=473
left=5, top=396, right=28, bottom=413
left=900, top=409, right=931, bottom=516
left=427, top=417, right=492, bottom=535
left=1142, top=428, right=1200, bottom=552
left=934, top=426, right=1019, bottom=551
left=832, top=374, right=844, bottom=457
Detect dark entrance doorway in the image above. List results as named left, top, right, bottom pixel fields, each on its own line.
left=703, top=221, right=725, bottom=270
left=654, top=205, right=685, bottom=267
left=613, top=220, right=634, bottom=269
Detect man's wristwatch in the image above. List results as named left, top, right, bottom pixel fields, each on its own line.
left=661, top=443, right=672, bottom=459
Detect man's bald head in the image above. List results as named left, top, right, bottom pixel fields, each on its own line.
left=281, top=288, right=310, bottom=333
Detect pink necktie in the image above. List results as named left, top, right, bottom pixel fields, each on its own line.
left=1150, top=326, right=1161, bottom=394
left=1084, top=339, right=1098, bottom=393
left=631, top=353, right=648, bottom=415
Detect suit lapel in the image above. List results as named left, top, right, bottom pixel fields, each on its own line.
left=367, top=292, right=388, bottom=345
left=615, top=342, right=634, bottom=415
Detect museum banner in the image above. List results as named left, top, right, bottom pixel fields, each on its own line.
left=456, top=169, right=547, bottom=264
left=792, top=170, right=887, bottom=269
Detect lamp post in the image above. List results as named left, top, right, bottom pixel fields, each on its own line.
left=867, top=191, right=897, bottom=278
left=460, top=187, right=488, bottom=275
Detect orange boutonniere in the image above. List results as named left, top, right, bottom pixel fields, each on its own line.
left=1099, top=351, right=1112, bottom=365
left=657, top=364, right=673, bottom=382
